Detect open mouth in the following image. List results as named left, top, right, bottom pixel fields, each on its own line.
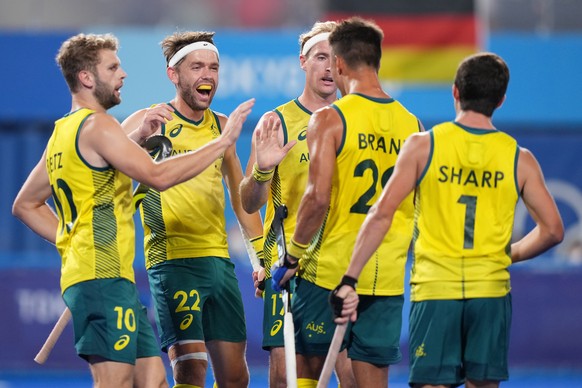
left=196, top=84, right=213, bottom=97
left=322, top=76, right=334, bottom=84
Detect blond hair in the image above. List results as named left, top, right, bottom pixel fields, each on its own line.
left=55, top=33, right=118, bottom=93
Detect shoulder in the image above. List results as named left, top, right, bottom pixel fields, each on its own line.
left=405, top=131, right=432, bottom=150
left=310, top=105, right=342, bottom=128
left=213, top=110, right=228, bottom=127
left=85, top=111, right=121, bottom=129
left=120, top=107, right=148, bottom=128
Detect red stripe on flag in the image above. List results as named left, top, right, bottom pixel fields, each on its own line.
left=325, top=12, right=477, bottom=47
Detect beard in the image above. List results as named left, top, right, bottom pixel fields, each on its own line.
left=94, top=77, right=121, bottom=110
left=177, top=77, right=213, bottom=111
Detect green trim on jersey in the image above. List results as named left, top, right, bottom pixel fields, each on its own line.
left=141, top=107, right=229, bottom=270
left=262, top=99, right=313, bottom=275
left=411, top=121, right=518, bottom=301
left=47, top=108, right=135, bottom=292
left=301, top=94, right=420, bottom=295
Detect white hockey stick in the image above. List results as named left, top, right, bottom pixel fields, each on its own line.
left=316, top=323, right=347, bottom=388
left=273, top=204, right=297, bottom=388
left=35, top=135, right=172, bottom=364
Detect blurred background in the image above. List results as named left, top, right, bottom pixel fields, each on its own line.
left=1, top=0, right=581, bottom=386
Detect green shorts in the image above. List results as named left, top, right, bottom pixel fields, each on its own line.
left=62, top=278, right=160, bottom=364
left=261, top=277, right=296, bottom=350
left=147, top=257, right=246, bottom=352
left=347, top=293, right=403, bottom=366
left=293, top=278, right=403, bottom=366
left=409, top=295, right=512, bottom=386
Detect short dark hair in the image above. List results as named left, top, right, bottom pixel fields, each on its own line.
left=56, top=33, right=118, bottom=93
left=161, top=31, right=216, bottom=66
left=328, top=17, right=383, bottom=71
left=454, top=52, right=510, bottom=117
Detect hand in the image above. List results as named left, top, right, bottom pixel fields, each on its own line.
left=252, top=267, right=266, bottom=298
left=271, top=254, right=298, bottom=292
left=329, top=276, right=359, bottom=324
left=255, top=115, right=296, bottom=171
left=222, top=99, right=255, bottom=146
left=138, top=104, right=175, bottom=141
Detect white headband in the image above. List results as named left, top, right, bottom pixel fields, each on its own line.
left=301, top=32, right=330, bottom=56
left=168, top=41, right=220, bottom=67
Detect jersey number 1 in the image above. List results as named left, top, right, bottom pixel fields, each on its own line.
left=458, top=195, right=477, bottom=249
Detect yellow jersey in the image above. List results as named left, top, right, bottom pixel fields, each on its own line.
left=411, top=121, right=519, bottom=301
left=46, top=109, right=135, bottom=293
left=141, top=107, right=229, bottom=269
left=263, top=99, right=312, bottom=277
left=301, top=94, right=420, bottom=295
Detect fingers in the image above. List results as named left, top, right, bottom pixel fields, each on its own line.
left=223, top=98, right=255, bottom=145
left=282, top=140, right=297, bottom=152
left=331, top=288, right=359, bottom=324
left=144, top=104, right=174, bottom=125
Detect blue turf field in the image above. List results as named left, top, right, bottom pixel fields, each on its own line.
left=1, top=367, right=581, bottom=387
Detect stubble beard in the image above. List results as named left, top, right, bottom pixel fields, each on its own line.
left=178, top=78, right=212, bottom=112
left=94, top=77, right=120, bottom=110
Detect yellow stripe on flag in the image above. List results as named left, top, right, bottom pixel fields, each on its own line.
left=379, top=46, right=477, bottom=84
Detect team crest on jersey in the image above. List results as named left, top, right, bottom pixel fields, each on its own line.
left=210, top=123, right=220, bottom=137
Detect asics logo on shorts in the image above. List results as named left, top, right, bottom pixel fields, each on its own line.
left=114, top=335, right=131, bottom=351
left=270, top=319, right=283, bottom=336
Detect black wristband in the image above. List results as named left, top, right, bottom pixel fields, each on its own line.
left=283, top=255, right=299, bottom=269
left=340, top=275, right=357, bottom=290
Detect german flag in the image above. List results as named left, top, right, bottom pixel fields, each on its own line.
left=324, top=0, right=480, bottom=84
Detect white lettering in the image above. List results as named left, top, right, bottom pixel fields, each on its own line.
left=15, top=289, right=65, bottom=324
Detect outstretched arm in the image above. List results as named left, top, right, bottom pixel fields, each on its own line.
left=87, top=99, right=254, bottom=192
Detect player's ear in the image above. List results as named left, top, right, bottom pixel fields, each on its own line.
left=78, top=70, right=94, bottom=89
left=334, top=55, right=344, bottom=75
left=167, top=66, right=179, bottom=84
left=452, top=84, right=460, bottom=100
left=299, top=54, right=308, bottom=71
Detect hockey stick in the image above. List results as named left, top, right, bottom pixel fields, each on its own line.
left=34, top=307, right=72, bottom=364
left=34, top=135, right=172, bottom=364
left=316, top=322, right=347, bottom=388
left=272, top=204, right=297, bottom=388
left=132, top=135, right=173, bottom=210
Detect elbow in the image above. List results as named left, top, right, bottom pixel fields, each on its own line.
left=549, top=222, right=565, bottom=247
left=241, top=198, right=261, bottom=215
left=11, top=201, right=22, bottom=220
left=239, top=178, right=266, bottom=214
left=12, top=196, right=27, bottom=220
left=149, top=179, right=172, bottom=192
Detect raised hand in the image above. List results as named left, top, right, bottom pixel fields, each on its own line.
left=137, top=103, right=175, bottom=140
left=255, top=115, right=296, bottom=171
left=222, top=98, right=255, bottom=146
